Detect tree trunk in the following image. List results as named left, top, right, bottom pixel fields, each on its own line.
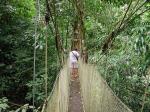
left=45, top=0, right=64, bottom=66
left=72, top=0, right=84, bottom=53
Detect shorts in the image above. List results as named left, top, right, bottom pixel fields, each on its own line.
left=70, top=60, right=78, bottom=68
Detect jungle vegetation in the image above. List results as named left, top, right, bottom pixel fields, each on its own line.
left=0, top=0, right=150, bottom=111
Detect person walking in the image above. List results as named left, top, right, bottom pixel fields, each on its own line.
left=69, top=48, right=80, bottom=80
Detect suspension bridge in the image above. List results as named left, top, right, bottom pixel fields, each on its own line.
left=40, top=60, right=133, bottom=112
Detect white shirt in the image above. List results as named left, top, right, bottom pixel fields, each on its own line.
left=69, top=50, right=80, bottom=62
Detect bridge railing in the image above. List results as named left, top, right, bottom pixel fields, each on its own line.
left=42, top=60, right=133, bottom=112
left=42, top=64, right=70, bottom=112
left=79, top=61, right=133, bottom=112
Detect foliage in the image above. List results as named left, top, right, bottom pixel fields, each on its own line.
left=0, top=97, right=9, bottom=111
left=0, top=0, right=150, bottom=111
left=0, top=0, right=59, bottom=110
left=85, top=1, right=150, bottom=111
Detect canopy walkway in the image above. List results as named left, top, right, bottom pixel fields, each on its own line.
left=41, top=60, right=133, bottom=112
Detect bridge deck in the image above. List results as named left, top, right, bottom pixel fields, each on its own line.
left=68, top=76, right=84, bottom=112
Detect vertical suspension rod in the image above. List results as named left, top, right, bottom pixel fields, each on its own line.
left=33, top=0, right=40, bottom=110
left=45, top=25, right=48, bottom=99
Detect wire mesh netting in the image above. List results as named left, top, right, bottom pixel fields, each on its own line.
left=43, top=60, right=133, bottom=112
left=79, top=61, right=133, bottom=112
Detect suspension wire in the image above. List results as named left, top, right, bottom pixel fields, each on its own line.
left=45, top=25, right=48, bottom=100
left=140, top=69, right=150, bottom=112
left=33, top=0, right=40, bottom=111
left=38, top=0, right=41, bottom=19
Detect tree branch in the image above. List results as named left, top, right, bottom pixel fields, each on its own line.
left=101, top=1, right=148, bottom=53
left=123, top=1, right=147, bottom=25
left=118, top=0, right=133, bottom=29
